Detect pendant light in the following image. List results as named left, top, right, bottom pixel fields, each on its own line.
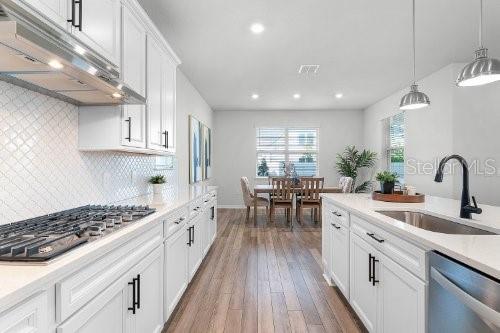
left=456, top=0, right=500, bottom=87
left=400, top=0, right=430, bottom=110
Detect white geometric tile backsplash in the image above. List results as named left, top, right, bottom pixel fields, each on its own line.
left=0, top=81, right=177, bottom=224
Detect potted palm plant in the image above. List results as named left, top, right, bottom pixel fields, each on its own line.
left=335, top=146, right=377, bottom=193
left=375, top=171, right=398, bottom=194
left=149, top=175, right=166, bottom=195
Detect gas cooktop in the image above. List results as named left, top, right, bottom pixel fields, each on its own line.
left=0, top=205, right=156, bottom=263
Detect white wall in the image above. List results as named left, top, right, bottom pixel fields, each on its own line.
left=213, top=109, right=364, bottom=207
left=364, top=63, right=500, bottom=206
left=175, top=70, right=214, bottom=187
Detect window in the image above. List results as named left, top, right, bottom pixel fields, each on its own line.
left=256, top=127, right=318, bottom=177
left=385, top=112, right=405, bottom=183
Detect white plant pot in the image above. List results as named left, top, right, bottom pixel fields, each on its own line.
left=152, top=183, right=164, bottom=195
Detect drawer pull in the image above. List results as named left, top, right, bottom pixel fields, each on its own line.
left=367, top=232, right=385, bottom=243
left=332, top=211, right=342, bottom=217
left=369, top=254, right=380, bottom=286
left=331, top=223, right=341, bottom=229
left=174, top=217, right=185, bottom=224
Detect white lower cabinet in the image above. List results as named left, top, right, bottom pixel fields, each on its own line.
left=57, top=246, right=163, bottom=333
left=0, top=292, right=48, bottom=333
left=188, top=214, right=203, bottom=280
left=329, top=220, right=349, bottom=298
left=350, top=233, right=378, bottom=332
left=349, top=232, right=425, bottom=333
left=164, top=226, right=189, bottom=320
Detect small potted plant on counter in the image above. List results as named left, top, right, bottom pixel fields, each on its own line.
left=149, top=175, right=166, bottom=195
left=376, top=171, right=398, bottom=194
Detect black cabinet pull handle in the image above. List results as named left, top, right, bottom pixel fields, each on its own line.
left=372, top=256, right=380, bottom=286
left=331, top=223, right=341, bottom=230
left=76, top=0, right=82, bottom=31
left=163, top=131, right=169, bottom=148
left=175, top=217, right=185, bottom=225
left=67, top=0, right=75, bottom=25
left=124, top=117, right=131, bottom=142
left=368, top=253, right=373, bottom=283
left=128, top=278, right=136, bottom=314
left=136, top=274, right=141, bottom=309
left=367, top=232, right=384, bottom=243
left=187, top=227, right=192, bottom=246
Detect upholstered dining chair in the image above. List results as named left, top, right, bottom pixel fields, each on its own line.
left=296, top=177, right=324, bottom=224
left=269, top=177, right=294, bottom=225
left=240, top=177, right=269, bottom=221
left=339, top=176, right=354, bottom=193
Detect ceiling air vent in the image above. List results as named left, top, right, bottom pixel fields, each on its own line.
left=298, top=64, right=320, bottom=74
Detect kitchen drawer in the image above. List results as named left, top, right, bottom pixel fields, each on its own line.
left=0, top=292, right=47, bottom=333
left=324, top=202, right=349, bottom=227
left=56, top=223, right=162, bottom=322
left=189, top=198, right=204, bottom=218
left=164, top=205, right=189, bottom=239
left=350, top=214, right=427, bottom=281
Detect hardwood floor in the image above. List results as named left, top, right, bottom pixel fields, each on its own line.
left=163, top=209, right=366, bottom=333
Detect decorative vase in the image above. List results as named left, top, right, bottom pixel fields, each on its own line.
left=380, top=181, right=395, bottom=194
left=153, top=183, right=164, bottom=195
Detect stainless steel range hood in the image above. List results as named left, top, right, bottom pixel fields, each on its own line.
left=0, top=0, right=146, bottom=105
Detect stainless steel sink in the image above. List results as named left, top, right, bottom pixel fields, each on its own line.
left=376, top=211, right=496, bottom=235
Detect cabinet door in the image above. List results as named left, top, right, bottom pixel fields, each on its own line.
left=209, top=205, right=217, bottom=244
left=133, top=247, right=164, bottom=333
left=163, top=57, right=176, bottom=153
left=165, top=227, right=189, bottom=320
left=71, top=0, right=121, bottom=66
left=56, top=282, right=126, bottom=333
left=330, top=222, right=350, bottom=298
left=321, top=207, right=332, bottom=280
left=23, top=0, right=69, bottom=29
left=377, top=254, right=426, bottom=333
left=349, top=233, right=378, bottom=332
left=121, top=4, right=146, bottom=96
left=122, top=105, right=146, bottom=148
left=147, top=37, right=167, bottom=151
left=188, top=217, right=203, bottom=280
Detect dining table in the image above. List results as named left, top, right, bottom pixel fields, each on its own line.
left=253, top=184, right=342, bottom=225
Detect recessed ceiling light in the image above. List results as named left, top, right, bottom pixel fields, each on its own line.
left=335, top=93, right=343, bottom=99
left=293, top=93, right=301, bottom=99
left=48, top=59, right=63, bottom=69
left=251, top=93, right=259, bottom=100
left=112, top=92, right=122, bottom=99
left=250, top=23, right=265, bottom=34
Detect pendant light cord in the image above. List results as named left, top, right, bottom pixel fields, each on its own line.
left=479, top=0, right=483, bottom=48
left=412, top=0, right=416, bottom=84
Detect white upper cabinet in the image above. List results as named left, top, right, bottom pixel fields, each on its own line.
left=147, top=36, right=176, bottom=153
left=121, top=2, right=147, bottom=148
left=121, top=4, right=146, bottom=96
left=71, top=0, right=121, bottom=66
left=23, top=0, right=69, bottom=29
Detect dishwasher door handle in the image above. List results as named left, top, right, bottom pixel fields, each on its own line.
left=431, top=267, right=500, bottom=328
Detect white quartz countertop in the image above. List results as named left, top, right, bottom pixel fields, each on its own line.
left=321, top=193, right=500, bottom=279
left=0, top=184, right=217, bottom=313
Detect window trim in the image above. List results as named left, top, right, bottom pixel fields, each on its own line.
left=255, top=127, right=320, bottom=177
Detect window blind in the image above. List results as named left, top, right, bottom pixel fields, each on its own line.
left=256, top=127, right=318, bottom=177
left=387, top=112, right=405, bottom=182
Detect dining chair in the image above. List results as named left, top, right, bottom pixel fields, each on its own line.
left=339, top=176, right=354, bottom=193
left=240, top=177, right=269, bottom=221
left=270, top=177, right=294, bottom=225
left=296, top=177, right=324, bottom=224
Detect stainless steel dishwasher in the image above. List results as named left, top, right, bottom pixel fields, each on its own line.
left=429, top=251, right=500, bottom=333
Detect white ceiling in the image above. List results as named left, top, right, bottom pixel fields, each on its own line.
left=138, top=0, right=500, bottom=111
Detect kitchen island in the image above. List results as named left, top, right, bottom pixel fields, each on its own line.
left=321, top=193, right=500, bottom=333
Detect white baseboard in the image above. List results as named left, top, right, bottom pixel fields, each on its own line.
left=218, top=205, right=246, bottom=209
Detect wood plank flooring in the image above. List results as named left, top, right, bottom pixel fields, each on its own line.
left=163, top=209, right=366, bottom=333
